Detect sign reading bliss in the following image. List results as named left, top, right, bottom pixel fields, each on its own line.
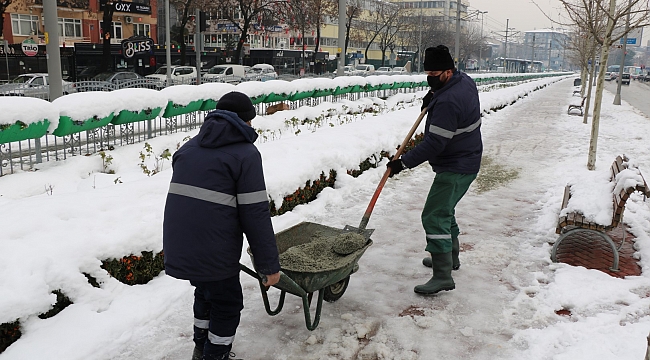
left=122, top=38, right=154, bottom=58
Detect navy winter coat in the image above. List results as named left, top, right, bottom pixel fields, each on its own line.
left=401, top=71, right=483, bottom=174
left=163, top=110, right=280, bottom=282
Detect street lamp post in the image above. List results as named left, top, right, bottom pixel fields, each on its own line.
left=478, top=10, right=487, bottom=71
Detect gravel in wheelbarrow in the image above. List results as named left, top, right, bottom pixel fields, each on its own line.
left=241, top=221, right=372, bottom=330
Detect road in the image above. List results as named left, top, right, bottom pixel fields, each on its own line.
left=604, top=78, right=650, bottom=117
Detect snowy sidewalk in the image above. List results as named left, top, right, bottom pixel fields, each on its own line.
left=111, top=78, right=650, bottom=359
left=4, top=76, right=650, bottom=360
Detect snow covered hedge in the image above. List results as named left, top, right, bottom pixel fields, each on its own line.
left=0, top=72, right=572, bottom=144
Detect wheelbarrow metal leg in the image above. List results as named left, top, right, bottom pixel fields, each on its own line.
left=261, top=288, right=286, bottom=316
left=302, top=290, right=325, bottom=331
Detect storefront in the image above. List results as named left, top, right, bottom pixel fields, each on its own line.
left=0, top=44, right=75, bottom=81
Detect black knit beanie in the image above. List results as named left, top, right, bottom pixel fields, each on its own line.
left=215, top=91, right=257, bottom=122
left=423, top=45, right=454, bottom=71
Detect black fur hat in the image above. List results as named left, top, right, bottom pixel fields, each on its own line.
left=423, top=45, right=455, bottom=71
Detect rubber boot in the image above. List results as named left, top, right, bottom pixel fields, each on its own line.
left=422, top=238, right=460, bottom=270
left=191, top=346, right=203, bottom=360
left=414, top=252, right=455, bottom=295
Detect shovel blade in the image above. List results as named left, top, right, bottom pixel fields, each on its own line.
left=343, top=225, right=375, bottom=240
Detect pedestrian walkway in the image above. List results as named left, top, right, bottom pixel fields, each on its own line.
left=553, top=225, right=642, bottom=278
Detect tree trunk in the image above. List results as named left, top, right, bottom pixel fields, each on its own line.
left=583, top=49, right=597, bottom=125
left=587, top=0, right=617, bottom=170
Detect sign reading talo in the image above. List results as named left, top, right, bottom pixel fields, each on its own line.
left=21, top=38, right=39, bottom=57
left=121, top=37, right=154, bottom=58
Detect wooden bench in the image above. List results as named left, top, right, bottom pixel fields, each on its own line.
left=552, top=155, right=650, bottom=271
left=567, top=97, right=586, bottom=116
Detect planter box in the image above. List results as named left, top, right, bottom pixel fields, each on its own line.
left=162, top=100, right=205, bottom=118
left=349, top=85, right=364, bottom=93
left=200, top=99, right=218, bottom=111
left=264, top=92, right=291, bottom=103
left=333, top=86, right=352, bottom=96
left=312, top=88, right=335, bottom=98
left=52, top=114, right=114, bottom=137
left=251, top=95, right=265, bottom=105
left=288, top=90, right=315, bottom=102
left=378, top=83, right=394, bottom=90
left=0, top=120, right=50, bottom=144
left=111, top=107, right=162, bottom=125
left=364, top=84, right=381, bottom=92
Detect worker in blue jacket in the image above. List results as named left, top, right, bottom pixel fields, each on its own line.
left=387, top=45, right=482, bottom=295
left=163, top=91, right=280, bottom=360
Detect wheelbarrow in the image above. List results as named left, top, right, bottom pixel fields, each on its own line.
left=240, top=107, right=428, bottom=330
left=240, top=221, right=373, bottom=331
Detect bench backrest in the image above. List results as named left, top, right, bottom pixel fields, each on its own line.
left=610, top=155, right=650, bottom=227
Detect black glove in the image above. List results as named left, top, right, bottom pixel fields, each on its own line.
left=421, top=91, right=433, bottom=111
left=387, top=159, right=405, bottom=177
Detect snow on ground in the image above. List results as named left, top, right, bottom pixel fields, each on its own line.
left=2, top=75, right=650, bottom=359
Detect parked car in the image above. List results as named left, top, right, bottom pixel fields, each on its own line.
left=202, top=64, right=246, bottom=83
left=391, top=66, right=408, bottom=75
left=604, top=72, right=612, bottom=81
left=375, top=66, right=392, bottom=75
left=0, top=73, right=76, bottom=99
left=353, top=64, right=375, bottom=76
left=76, top=66, right=100, bottom=81
left=244, top=64, right=278, bottom=82
left=343, top=65, right=354, bottom=75
left=618, top=72, right=630, bottom=85
left=145, top=65, right=198, bottom=88
left=76, top=71, right=147, bottom=91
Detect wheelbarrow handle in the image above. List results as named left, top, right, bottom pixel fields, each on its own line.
left=239, top=263, right=307, bottom=297
left=358, top=107, right=428, bottom=230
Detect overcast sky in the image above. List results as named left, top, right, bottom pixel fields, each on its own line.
left=467, top=0, right=565, bottom=35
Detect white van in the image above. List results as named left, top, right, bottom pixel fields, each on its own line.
left=245, top=64, right=278, bottom=82
left=145, top=65, right=197, bottom=88
left=202, top=64, right=246, bottom=84
left=353, top=64, right=375, bottom=76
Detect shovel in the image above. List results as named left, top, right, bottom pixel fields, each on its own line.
left=344, top=107, right=429, bottom=239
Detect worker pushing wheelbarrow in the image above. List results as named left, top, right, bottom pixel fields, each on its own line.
left=240, top=108, right=428, bottom=331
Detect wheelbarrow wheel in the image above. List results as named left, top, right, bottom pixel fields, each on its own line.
left=323, top=276, right=350, bottom=303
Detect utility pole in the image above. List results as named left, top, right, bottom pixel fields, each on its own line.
left=504, top=19, right=510, bottom=59
left=336, top=0, right=345, bottom=76
left=454, top=0, right=461, bottom=68
left=195, top=8, right=201, bottom=85
left=531, top=33, right=536, bottom=72
left=478, top=10, right=487, bottom=71
left=418, top=0, right=423, bottom=73
left=42, top=0, right=63, bottom=164
left=614, top=0, right=631, bottom=105
left=165, top=0, right=172, bottom=85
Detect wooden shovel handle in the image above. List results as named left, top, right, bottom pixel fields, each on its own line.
left=357, top=107, right=429, bottom=231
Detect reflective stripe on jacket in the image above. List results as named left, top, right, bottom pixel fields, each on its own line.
left=163, top=109, right=280, bottom=282
left=401, top=71, right=483, bottom=174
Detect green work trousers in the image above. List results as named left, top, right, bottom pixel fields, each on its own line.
left=422, top=172, right=477, bottom=254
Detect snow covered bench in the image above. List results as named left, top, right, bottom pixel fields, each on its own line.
left=567, top=97, right=586, bottom=116
left=552, top=155, right=650, bottom=271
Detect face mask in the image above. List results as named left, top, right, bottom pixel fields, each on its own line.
left=427, top=72, right=447, bottom=91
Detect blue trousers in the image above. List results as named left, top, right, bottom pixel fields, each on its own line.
left=190, top=276, right=243, bottom=359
